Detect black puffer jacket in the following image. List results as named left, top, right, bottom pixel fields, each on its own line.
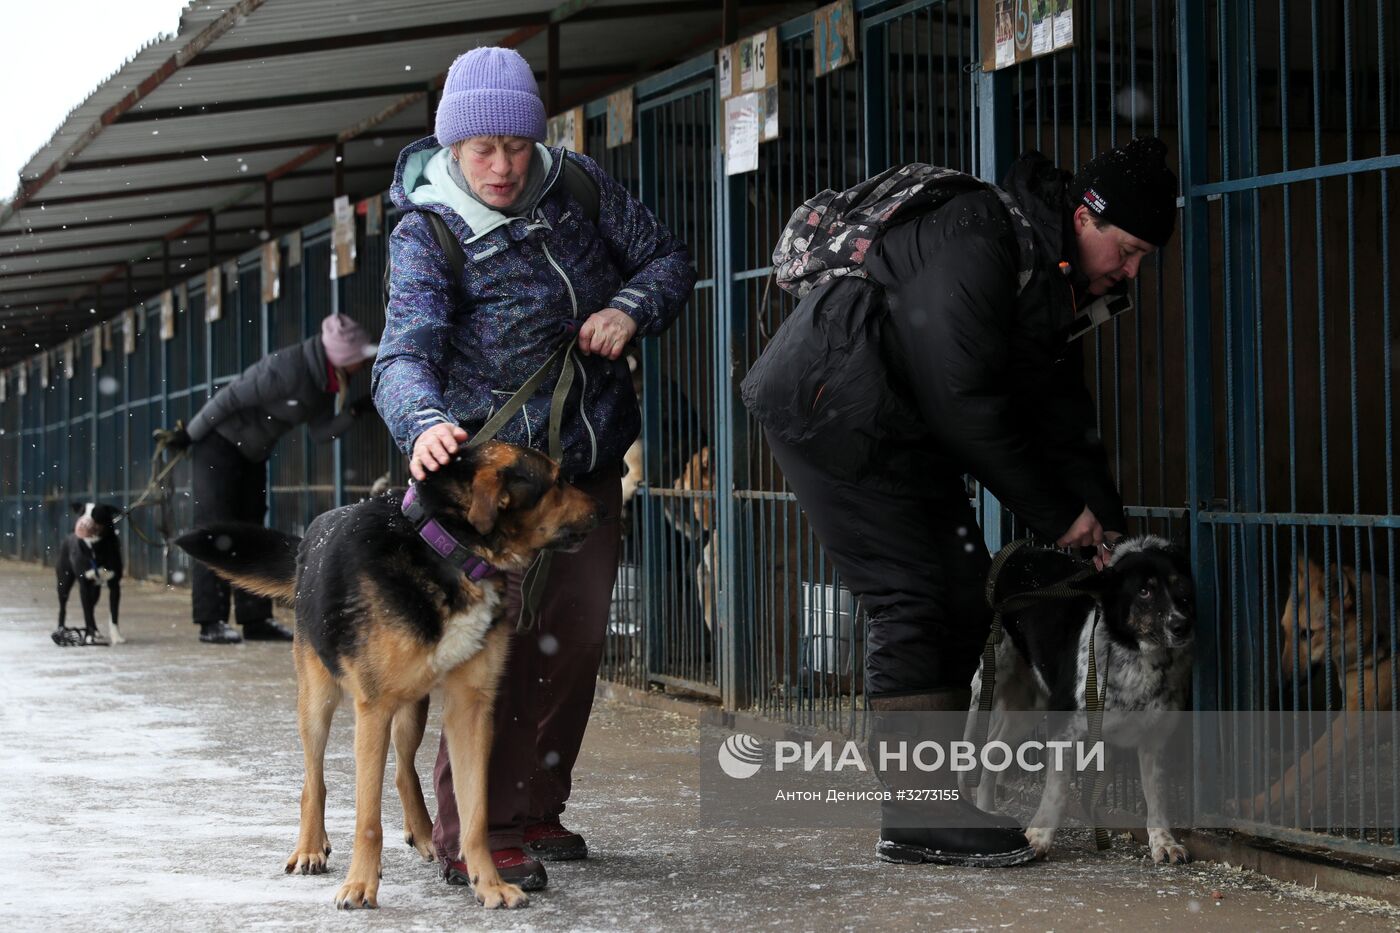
left=187, top=336, right=366, bottom=462
left=744, top=152, right=1124, bottom=540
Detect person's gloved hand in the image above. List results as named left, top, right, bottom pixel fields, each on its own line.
left=154, top=425, right=191, bottom=452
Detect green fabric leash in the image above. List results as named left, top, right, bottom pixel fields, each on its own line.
left=465, top=334, right=580, bottom=631
left=970, top=538, right=1112, bottom=850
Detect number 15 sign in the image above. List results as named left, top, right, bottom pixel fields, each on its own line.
left=813, top=0, right=857, bottom=78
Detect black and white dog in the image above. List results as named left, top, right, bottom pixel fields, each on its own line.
left=54, top=502, right=126, bottom=646
left=966, top=536, right=1195, bottom=864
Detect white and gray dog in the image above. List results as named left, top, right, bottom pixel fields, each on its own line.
left=966, top=536, right=1195, bottom=863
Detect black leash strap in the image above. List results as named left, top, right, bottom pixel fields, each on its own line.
left=465, top=333, right=580, bottom=631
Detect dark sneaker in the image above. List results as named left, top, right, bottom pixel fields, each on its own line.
left=524, top=819, right=588, bottom=861
left=442, top=848, right=547, bottom=892
left=242, top=618, right=294, bottom=641
left=199, top=621, right=243, bottom=644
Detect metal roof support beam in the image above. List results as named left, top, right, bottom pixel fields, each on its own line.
left=722, top=0, right=740, bottom=42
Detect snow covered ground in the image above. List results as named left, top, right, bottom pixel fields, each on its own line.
left=2, top=559, right=1398, bottom=932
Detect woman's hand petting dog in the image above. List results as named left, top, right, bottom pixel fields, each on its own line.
left=578, top=307, right=637, bottom=360
left=411, top=423, right=470, bottom=481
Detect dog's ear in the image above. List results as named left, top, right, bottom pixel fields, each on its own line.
left=467, top=467, right=510, bottom=535
left=71, top=502, right=87, bottom=515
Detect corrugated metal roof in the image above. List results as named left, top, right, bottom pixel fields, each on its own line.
left=0, top=0, right=809, bottom=368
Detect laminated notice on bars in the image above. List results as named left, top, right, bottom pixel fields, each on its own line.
left=161, top=290, right=176, bottom=341
left=124, top=310, right=137, bottom=355
left=546, top=107, right=585, bottom=153
left=205, top=266, right=222, bottom=322
left=92, top=328, right=103, bottom=370
left=606, top=88, right=633, bottom=149
left=331, top=195, right=356, bottom=279
left=287, top=229, right=302, bottom=267
left=724, top=92, right=760, bottom=175
left=0, top=369, right=6, bottom=403
left=62, top=341, right=75, bottom=379
left=17, top=364, right=26, bottom=396
left=262, top=241, right=281, bottom=303
left=39, top=353, right=49, bottom=389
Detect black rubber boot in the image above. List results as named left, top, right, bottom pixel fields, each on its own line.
left=870, top=688, right=1037, bottom=868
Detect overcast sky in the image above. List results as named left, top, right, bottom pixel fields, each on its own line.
left=0, top=0, right=191, bottom=198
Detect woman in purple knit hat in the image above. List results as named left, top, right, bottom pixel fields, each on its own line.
left=374, top=46, right=695, bottom=893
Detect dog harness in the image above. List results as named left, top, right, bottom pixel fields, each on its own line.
left=971, top=538, right=1112, bottom=850
left=400, top=484, right=498, bottom=581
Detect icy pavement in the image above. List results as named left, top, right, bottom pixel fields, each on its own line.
left=2, top=558, right=1399, bottom=933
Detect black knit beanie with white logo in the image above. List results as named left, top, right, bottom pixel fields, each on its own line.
left=1070, top=136, right=1179, bottom=248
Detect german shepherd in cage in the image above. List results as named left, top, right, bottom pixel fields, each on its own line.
left=1251, top=557, right=1396, bottom=817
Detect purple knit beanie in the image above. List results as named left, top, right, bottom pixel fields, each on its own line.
left=435, top=47, right=546, bottom=147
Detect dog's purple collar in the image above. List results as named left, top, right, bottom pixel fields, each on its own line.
left=401, top=484, right=497, bottom=582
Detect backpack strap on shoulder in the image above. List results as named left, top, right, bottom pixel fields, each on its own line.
left=560, top=154, right=601, bottom=225
left=424, top=211, right=468, bottom=283
left=987, top=184, right=1038, bottom=297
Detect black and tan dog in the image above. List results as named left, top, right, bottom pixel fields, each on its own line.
left=176, top=440, right=599, bottom=910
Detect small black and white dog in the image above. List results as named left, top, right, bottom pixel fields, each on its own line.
left=966, top=536, right=1195, bottom=864
left=54, top=502, right=126, bottom=647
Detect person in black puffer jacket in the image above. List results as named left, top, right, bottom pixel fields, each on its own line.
left=165, top=313, right=377, bottom=644
left=743, top=138, right=1178, bottom=866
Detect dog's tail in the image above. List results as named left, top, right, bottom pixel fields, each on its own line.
left=175, top=523, right=299, bottom=605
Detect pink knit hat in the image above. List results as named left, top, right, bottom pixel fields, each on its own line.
left=321, top=314, right=376, bottom=367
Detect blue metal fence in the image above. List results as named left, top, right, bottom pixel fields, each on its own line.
left=1, top=0, right=1396, bottom=857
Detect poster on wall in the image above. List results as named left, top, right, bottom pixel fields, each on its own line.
left=205, top=266, right=222, bottom=322
left=261, top=241, right=281, bottom=303
left=606, top=88, right=634, bottom=149
left=331, top=195, right=357, bottom=280
left=724, top=92, right=760, bottom=176
left=982, top=0, right=1072, bottom=72
left=546, top=107, right=585, bottom=153
left=160, top=290, right=176, bottom=341
left=812, top=0, right=857, bottom=78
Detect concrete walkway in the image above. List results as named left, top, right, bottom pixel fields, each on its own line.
left=2, top=558, right=1398, bottom=932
